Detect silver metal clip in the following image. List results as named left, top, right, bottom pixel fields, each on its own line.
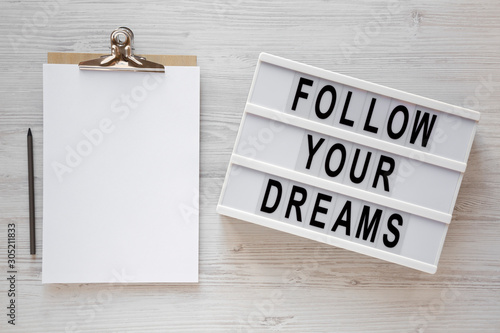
left=79, top=27, right=165, bottom=73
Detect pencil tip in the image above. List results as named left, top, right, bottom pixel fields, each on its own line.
left=28, top=128, right=32, bottom=136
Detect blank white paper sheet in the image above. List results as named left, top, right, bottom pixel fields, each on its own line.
left=42, top=64, right=200, bottom=283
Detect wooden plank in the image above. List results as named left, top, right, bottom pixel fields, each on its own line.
left=0, top=0, right=499, bottom=332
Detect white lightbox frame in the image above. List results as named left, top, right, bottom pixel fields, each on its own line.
left=217, top=53, right=479, bottom=274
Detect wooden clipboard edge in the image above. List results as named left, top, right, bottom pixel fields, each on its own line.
left=47, top=52, right=197, bottom=66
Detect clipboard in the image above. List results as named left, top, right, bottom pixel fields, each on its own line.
left=42, top=27, right=200, bottom=284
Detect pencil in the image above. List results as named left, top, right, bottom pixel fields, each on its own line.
left=27, top=128, right=35, bottom=255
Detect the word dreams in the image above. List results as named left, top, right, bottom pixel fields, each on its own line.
left=260, top=178, right=404, bottom=248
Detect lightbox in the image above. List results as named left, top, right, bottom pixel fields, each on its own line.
left=217, top=53, right=479, bottom=273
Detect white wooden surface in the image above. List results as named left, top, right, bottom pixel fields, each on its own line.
left=1, top=0, right=499, bottom=332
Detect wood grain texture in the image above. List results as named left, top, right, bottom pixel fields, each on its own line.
left=0, top=0, right=499, bottom=332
